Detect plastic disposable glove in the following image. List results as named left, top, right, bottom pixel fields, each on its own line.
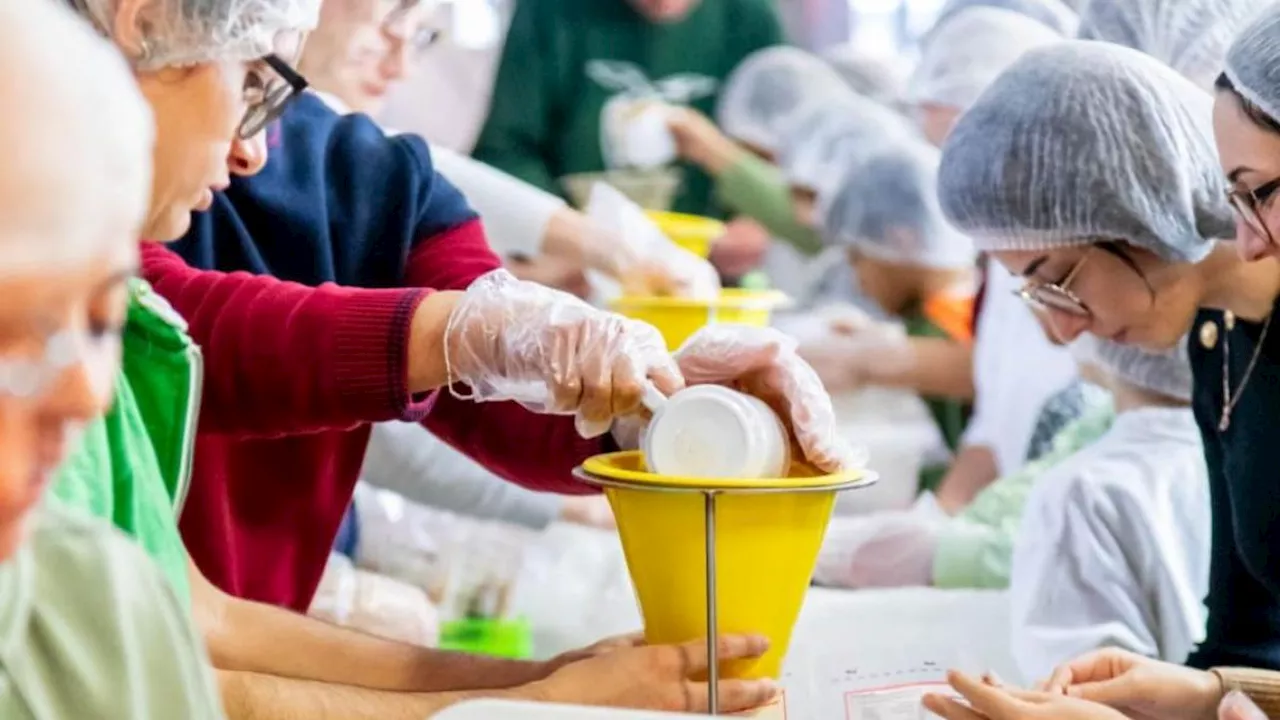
left=584, top=183, right=720, bottom=300
left=445, top=269, right=684, bottom=438
left=673, top=324, right=864, bottom=473
left=814, top=493, right=944, bottom=588
left=797, top=305, right=915, bottom=393
left=309, top=553, right=440, bottom=647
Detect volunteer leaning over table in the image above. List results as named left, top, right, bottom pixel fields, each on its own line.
left=0, top=1, right=222, bottom=717
left=52, top=0, right=854, bottom=717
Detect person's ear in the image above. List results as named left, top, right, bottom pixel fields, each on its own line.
left=109, top=0, right=150, bottom=62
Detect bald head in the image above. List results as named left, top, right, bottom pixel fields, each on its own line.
left=0, top=0, right=152, bottom=273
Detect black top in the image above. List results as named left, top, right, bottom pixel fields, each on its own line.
left=1188, top=300, right=1280, bottom=670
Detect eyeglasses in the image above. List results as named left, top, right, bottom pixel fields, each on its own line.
left=237, top=54, right=310, bottom=140
left=1227, top=176, right=1280, bottom=244
left=0, top=329, right=86, bottom=400
left=1014, top=242, right=1155, bottom=320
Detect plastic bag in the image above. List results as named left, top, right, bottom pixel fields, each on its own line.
left=310, top=552, right=440, bottom=647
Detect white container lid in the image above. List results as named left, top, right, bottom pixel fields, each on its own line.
left=642, top=385, right=790, bottom=479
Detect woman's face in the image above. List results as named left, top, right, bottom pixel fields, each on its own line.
left=990, top=244, right=1203, bottom=350
left=300, top=0, right=438, bottom=116
left=132, top=57, right=283, bottom=241
left=1213, top=89, right=1280, bottom=262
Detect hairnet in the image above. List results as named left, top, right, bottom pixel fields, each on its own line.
left=910, top=7, right=1065, bottom=111
left=1070, top=334, right=1192, bottom=402
left=821, top=45, right=908, bottom=108
left=1078, top=0, right=1268, bottom=91
left=775, top=95, right=912, bottom=198
left=931, top=0, right=1078, bottom=37
left=820, top=138, right=975, bottom=270
left=716, top=46, right=853, bottom=153
left=65, top=0, right=320, bottom=70
left=1225, top=3, right=1280, bottom=128
left=937, top=41, right=1234, bottom=264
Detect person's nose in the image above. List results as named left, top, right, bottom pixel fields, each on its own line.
left=1236, top=217, right=1276, bottom=263
left=1045, top=309, right=1091, bottom=345
left=228, top=132, right=269, bottom=177
left=381, top=38, right=411, bottom=82
left=43, top=354, right=113, bottom=425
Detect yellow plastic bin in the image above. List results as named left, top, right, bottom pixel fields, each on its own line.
left=575, top=451, right=875, bottom=711
left=610, top=289, right=788, bottom=350
left=645, top=211, right=724, bottom=259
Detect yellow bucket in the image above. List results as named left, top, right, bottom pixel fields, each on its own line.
left=577, top=452, right=872, bottom=680
left=645, top=211, right=724, bottom=258
left=610, top=289, right=788, bottom=350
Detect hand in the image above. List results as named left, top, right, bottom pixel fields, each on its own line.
left=798, top=315, right=912, bottom=393
left=1220, top=692, right=1269, bottom=720
left=665, top=107, right=742, bottom=174
left=529, top=634, right=779, bottom=714
left=1039, top=648, right=1222, bottom=720
left=674, top=325, right=864, bottom=473
left=828, top=509, right=939, bottom=589
left=708, top=217, right=771, bottom=279
left=444, top=269, right=684, bottom=438
left=924, top=670, right=1130, bottom=720
left=558, top=495, right=617, bottom=530
left=505, top=254, right=591, bottom=299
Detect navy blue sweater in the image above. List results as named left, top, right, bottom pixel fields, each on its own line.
left=1187, top=302, right=1280, bottom=670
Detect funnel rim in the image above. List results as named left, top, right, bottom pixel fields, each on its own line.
left=574, top=454, right=878, bottom=493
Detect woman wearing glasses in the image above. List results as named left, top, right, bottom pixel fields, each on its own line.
left=914, top=32, right=1280, bottom=720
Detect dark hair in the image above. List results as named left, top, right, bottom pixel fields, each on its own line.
left=1216, top=72, right=1280, bottom=135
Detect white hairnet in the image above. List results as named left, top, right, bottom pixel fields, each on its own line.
left=1225, top=3, right=1280, bottom=128
left=820, top=138, right=975, bottom=270
left=716, top=46, right=853, bottom=153
left=775, top=95, right=912, bottom=198
left=910, top=7, right=1065, bottom=111
left=1070, top=334, right=1192, bottom=402
left=1078, top=0, right=1269, bottom=91
left=931, top=0, right=1079, bottom=37
left=821, top=45, right=908, bottom=108
left=937, top=41, right=1234, bottom=264
left=66, top=0, right=320, bottom=70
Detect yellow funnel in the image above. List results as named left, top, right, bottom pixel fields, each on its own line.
left=645, top=211, right=724, bottom=259
left=610, top=290, right=788, bottom=350
left=578, top=452, right=873, bottom=680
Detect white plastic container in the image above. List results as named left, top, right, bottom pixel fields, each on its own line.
left=642, top=385, right=791, bottom=479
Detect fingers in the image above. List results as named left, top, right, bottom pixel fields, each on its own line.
left=685, top=679, right=781, bottom=714
left=1056, top=648, right=1138, bottom=686
left=923, top=693, right=991, bottom=720
left=678, top=635, right=771, bottom=672
left=947, top=670, right=1032, bottom=720
left=1220, top=691, right=1269, bottom=720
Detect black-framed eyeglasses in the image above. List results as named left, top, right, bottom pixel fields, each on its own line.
left=1013, top=241, right=1155, bottom=320
left=1227, top=176, right=1280, bottom=244
left=237, top=54, right=309, bottom=140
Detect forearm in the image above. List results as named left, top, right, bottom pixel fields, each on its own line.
left=218, top=670, right=531, bottom=720
left=934, top=445, right=999, bottom=515
left=713, top=154, right=823, bottom=255
left=868, top=337, right=975, bottom=400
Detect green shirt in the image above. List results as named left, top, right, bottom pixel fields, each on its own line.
left=0, top=503, right=223, bottom=719
left=716, top=153, right=823, bottom=254
left=50, top=280, right=201, bottom=606
left=932, top=399, right=1116, bottom=589
left=473, top=0, right=783, bottom=218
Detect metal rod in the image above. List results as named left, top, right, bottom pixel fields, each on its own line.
left=705, top=490, right=719, bottom=716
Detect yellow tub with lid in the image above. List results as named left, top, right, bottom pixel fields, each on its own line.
left=575, top=451, right=873, bottom=681
left=610, top=289, right=788, bottom=350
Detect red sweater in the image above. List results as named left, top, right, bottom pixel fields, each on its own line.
left=142, top=223, right=604, bottom=610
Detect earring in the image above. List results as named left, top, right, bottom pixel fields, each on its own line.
left=137, top=37, right=152, bottom=63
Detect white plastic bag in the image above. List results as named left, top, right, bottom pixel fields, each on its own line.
left=310, top=552, right=441, bottom=647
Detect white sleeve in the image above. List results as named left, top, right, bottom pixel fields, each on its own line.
left=431, top=146, right=564, bottom=258
left=1010, top=464, right=1159, bottom=681
left=361, top=422, right=563, bottom=530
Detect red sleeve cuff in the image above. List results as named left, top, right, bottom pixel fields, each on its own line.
left=332, top=286, right=438, bottom=421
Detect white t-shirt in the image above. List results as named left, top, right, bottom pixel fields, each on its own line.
left=962, top=259, right=1079, bottom=473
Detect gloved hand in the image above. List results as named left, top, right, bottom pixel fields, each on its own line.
left=708, top=217, right=771, bottom=279
left=814, top=494, right=944, bottom=588
left=673, top=324, right=863, bottom=473
left=445, top=269, right=684, bottom=438
left=798, top=306, right=914, bottom=393
left=581, top=184, right=720, bottom=300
